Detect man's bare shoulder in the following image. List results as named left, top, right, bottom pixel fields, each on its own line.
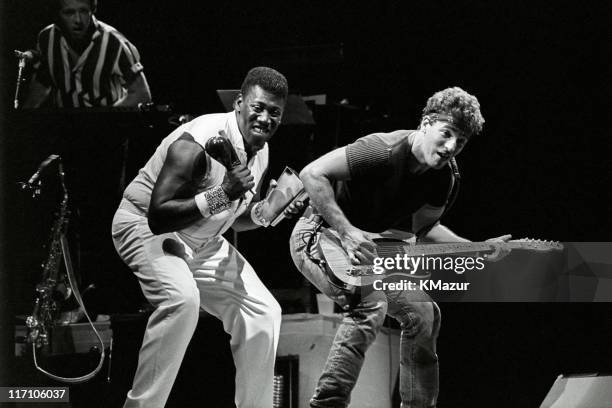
left=166, top=133, right=204, bottom=165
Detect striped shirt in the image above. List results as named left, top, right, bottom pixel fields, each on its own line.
left=33, top=17, right=144, bottom=107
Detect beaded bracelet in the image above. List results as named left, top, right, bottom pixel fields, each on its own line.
left=195, top=186, right=231, bottom=217
left=205, top=186, right=231, bottom=214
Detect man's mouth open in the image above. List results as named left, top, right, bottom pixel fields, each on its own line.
left=251, top=125, right=270, bottom=136
left=437, top=152, right=451, bottom=160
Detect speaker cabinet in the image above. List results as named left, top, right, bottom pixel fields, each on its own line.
left=277, top=313, right=400, bottom=408
left=540, top=374, right=612, bottom=407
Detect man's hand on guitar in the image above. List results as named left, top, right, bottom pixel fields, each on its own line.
left=340, top=226, right=378, bottom=265
left=484, top=234, right=512, bottom=262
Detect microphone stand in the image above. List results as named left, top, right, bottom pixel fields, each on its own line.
left=14, top=50, right=28, bottom=110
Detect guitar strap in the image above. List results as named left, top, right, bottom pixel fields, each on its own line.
left=415, top=157, right=461, bottom=241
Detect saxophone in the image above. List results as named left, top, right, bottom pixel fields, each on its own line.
left=25, top=169, right=71, bottom=348
left=23, top=157, right=106, bottom=383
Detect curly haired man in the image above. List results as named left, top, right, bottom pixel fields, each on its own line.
left=290, top=87, right=510, bottom=407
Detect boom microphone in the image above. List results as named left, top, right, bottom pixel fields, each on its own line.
left=14, top=49, right=40, bottom=63
left=14, top=49, right=41, bottom=109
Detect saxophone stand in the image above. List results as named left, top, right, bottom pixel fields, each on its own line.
left=22, top=155, right=106, bottom=384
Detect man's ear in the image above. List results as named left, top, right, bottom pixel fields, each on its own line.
left=234, top=92, right=243, bottom=112
left=419, top=115, right=430, bottom=129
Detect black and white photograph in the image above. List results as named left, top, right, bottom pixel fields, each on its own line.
left=1, top=1, right=611, bottom=407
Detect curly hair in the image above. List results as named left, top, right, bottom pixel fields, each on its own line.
left=422, top=87, right=484, bottom=137
left=240, top=67, right=289, bottom=100
left=57, top=0, right=98, bottom=12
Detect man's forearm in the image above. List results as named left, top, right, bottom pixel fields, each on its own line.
left=423, top=223, right=470, bottom=243
left=231, top=202, right=263, bottom=232
left=115, top=73, right=152, bottom=108
left=147, top=197, right=203, bottom=234
left=301, top=171, right=353, bottom=234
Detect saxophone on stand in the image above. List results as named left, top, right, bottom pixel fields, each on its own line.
left=25, top=186, right=71, bottom=349
left=21, top=155, right=106, bottom=384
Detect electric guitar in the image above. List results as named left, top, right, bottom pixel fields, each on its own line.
left=317, top=228, right=564, bottom=287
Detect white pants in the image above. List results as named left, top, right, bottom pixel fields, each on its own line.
left=112, top=208, right=281, bottom=408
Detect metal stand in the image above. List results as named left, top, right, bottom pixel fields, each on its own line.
left=23, top=156, right=106, bottom=384
left=13, top=50, right=30, bottom=109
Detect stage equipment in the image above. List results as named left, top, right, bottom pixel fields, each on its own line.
left=22, top=155, right=105, bottom=384
left=13, top=49, right=39, bottom=109
left=540, top=373, right=612, bottom=407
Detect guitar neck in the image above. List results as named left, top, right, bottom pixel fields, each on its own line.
left=399, top=241, right=528, bottom=256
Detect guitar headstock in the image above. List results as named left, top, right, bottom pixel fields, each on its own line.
left=511, top=238, right=564, bottom=252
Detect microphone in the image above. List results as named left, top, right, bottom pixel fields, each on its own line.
left=449, top=157, right=461, bottom=180
left=205, top=136, right=254, bottom=197
left=205, top=136, right=241, bottom=170
left=26, top=154, right=61, bottom=185
left=14, top=49, right=41, bottom=109
left=14, top=49, right=40, bottom=63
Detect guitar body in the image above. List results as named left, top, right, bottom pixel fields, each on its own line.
left=318, top=229, right=426, bottom=287
left=318, top=228, right=372, bottom=287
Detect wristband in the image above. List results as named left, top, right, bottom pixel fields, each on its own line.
left=250, top=201, right=270, bottom=227
left=195, top=186, right=231, bottom=217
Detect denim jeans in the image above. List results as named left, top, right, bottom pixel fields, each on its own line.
left=290, top=216, right=440, bottom=408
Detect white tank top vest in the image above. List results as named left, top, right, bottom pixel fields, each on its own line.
left=122, top=111, right=268, bottom=242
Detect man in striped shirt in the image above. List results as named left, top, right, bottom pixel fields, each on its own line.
left=24, top=0, right=151, bottom=108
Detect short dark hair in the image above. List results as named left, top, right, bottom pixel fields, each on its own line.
left=422, top=87, right=484, bottom=137
left=240, top=67, right=288, bottom=100
left=57, top=0, right=98, bottom=13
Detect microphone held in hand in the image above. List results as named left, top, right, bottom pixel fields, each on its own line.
left=205, top=135, right=255, bottom=199
left=205, top=136, right=241, bottom=170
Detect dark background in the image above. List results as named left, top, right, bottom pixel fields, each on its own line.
left=1, top=1, right=611, bottom=406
